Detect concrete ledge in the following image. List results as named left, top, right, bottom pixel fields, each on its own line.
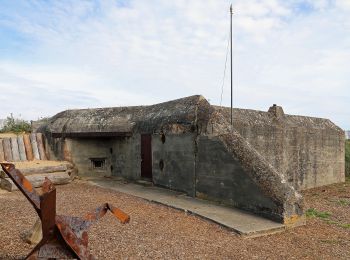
left=87, top=178, right=286, bottom=238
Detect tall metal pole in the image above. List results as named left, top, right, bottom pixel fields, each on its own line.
left=230, top=5, right=233, bottom=126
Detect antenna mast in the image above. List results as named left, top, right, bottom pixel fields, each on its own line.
left=230, top=4, right=233, bottom=127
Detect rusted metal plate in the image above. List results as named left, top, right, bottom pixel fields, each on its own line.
left=1, top=163, right=40, bottom=212
left=0, top=162, right=130, bottom=260
left=40, top=187, right=56, bottom=237
left=108, top=204, right=130, bottom=224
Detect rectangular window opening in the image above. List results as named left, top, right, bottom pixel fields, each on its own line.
left=90, top=158, right=106, bottom=170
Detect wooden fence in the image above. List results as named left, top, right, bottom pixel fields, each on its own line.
left=0, top=133, right=48, bottom=162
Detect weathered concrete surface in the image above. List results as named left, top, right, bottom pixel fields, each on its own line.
left=64, top=138, right=113, bottom=177
left=207, top=108, right=304, bottom=225
left=195, top=135, right=279, bottom=220
left=214, top=106, right=345, bottom=190
left=40, top=95, right=208, bottom=136
left=152, top=133, right=196, bottom=196
left=39, top=95, right=344, bottom=226
left=111, top=134, right=141, bottom=180
left=88, top=178, right=286, bottom=237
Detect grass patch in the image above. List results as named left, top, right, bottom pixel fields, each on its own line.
left=306, top=208, right=331, bottom=219
left=338, top=223, right=350, bottom=229
left=306, top=208, right=350, bottom=229
left=337, top=199, right=350, bottom=206
left=325, top=219, right=338, bottom=225
left=320, top=239, right=341, bottom=244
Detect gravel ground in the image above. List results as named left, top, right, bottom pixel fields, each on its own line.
left=0, top=180, right=350, bottom=260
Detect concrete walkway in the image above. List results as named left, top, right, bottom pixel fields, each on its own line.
left=87, top=178, right=285, bottom=238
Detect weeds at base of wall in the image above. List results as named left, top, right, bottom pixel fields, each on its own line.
left=345, top=140, right=350, bottom=177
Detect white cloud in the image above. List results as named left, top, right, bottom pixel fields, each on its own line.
left=0, top=0, right=349, bottom=129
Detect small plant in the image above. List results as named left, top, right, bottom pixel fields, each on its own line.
left=0, top=113, right=31, bottom=134
left=305, top=208, right=331, bottom=219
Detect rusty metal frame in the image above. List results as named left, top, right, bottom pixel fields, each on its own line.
left=1, top=163, right=130, bottom=259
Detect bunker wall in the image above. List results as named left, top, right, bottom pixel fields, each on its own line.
left=111, top=134, right=141, bottom=180
left=234, top=123, right=345, bottom=190
left=195, top=135, right=279, bottom=220
left=63, top=138, right=113, bottom=177
left=152, top=133, right=196, bottom=196
left=44, top=135, right=141, bottom=179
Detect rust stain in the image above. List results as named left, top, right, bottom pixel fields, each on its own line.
left=22, top=178, right=33, bottom=192
left=111, top=207, right=130, bottom=224
left=283, top=215, right=306, bottom=227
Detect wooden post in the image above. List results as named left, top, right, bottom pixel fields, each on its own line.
left=23, top=134, right=34, bottom=161
left=30, top=134, right=40, bottom=160
left=0, top=139, right=5, bottom=161
left=17, top=136, right=27, bottom=161
left=11, top=137, right=20, bottom=161
left=3, top=138, right=13, bottom=161
left=36, top=133, right=47, bottom=160
left=24, top=217, right=42, bottom=245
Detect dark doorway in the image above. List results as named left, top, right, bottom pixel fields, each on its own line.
left=141, top=134, right=152, bottom=179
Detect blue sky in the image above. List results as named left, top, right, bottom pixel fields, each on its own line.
left=0, top=0, right=349, bottom=129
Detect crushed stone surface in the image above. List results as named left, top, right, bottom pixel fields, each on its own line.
left=1, top=180, right=350, bottom=259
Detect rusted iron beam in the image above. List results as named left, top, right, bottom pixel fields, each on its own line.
left=0, top=162, right=130, bottom=259
left=1, top=163, right=40, bottom=213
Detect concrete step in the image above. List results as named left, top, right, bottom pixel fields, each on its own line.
left=88, top=178, right=287, bottom=238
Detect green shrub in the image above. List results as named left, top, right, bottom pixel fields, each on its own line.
left=0, top=114, right=31, bottom=134
left=346, top=140, right=350, bottom=177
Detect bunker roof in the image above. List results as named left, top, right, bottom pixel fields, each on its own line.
left=44, top=95, right=208, bottom=137
left=42, top=95, right=343, bottom=136
left=214, top=106, right=343, bottom=132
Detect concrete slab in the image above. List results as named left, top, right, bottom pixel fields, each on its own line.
left=87, top=178, right=285, bottom=238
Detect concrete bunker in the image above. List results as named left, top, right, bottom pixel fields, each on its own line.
left=37, top=95, right=345, bottom=225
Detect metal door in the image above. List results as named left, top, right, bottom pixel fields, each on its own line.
left=141, top=134, right=152, bottom=179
